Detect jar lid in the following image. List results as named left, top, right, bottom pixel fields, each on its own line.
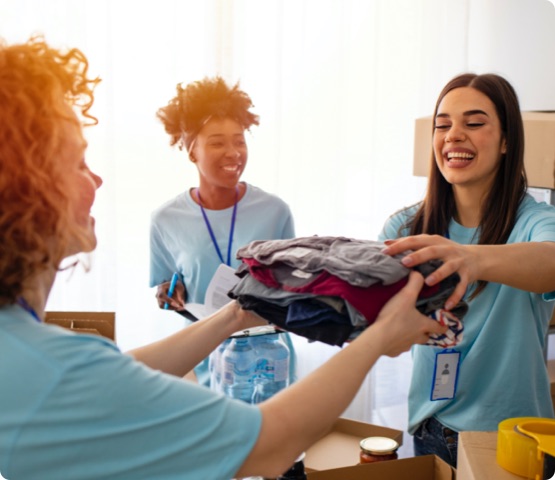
left=359, top=436, right=399, bottom=455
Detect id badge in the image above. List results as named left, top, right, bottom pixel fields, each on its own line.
left=430, top=349, right=460, bottom=401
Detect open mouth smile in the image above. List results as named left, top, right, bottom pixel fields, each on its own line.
left=446, top=151, right=475, bottom=165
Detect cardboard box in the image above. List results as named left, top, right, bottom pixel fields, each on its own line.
left=307, top=455, right=455, bottom=479
left=413, top=115, right=434, bottom=177
left=413, top=111, right=555, bottom=188
left=457, top=431, right=522, bottom=479
left=45, top=311, right=116, bottom=341
left=304, top=418, right=402, bottom=472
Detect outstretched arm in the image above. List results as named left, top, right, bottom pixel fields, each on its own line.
left=236, top=271, right=447, bottom=478
left=383, top=235, right=555, bottom=309
left=127, top=301, right=266, bottom=376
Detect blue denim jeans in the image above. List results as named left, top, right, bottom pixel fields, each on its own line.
left=413, top=417, right=459, bottom=468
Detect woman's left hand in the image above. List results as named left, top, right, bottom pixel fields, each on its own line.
left=382, top=234, right=480, bottom=310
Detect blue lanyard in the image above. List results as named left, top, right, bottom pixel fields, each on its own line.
left=17, top=296, right=42, bottom=323
left=195, top=187, right=238, bottom=266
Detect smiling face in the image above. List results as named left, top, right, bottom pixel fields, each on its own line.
left=433, top=86, right=507, bottom=197
left=63, top=118, right=103, bottom=256
left=191, top=117, right=247, bottom=192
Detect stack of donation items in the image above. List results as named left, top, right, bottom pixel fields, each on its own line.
left=228, top=236, right=468, bottom=348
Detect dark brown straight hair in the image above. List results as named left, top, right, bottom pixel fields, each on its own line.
left=406, top=73, right=527, bottom=298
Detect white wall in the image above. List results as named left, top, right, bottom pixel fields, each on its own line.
left=468, top=0, right=555, bottom=111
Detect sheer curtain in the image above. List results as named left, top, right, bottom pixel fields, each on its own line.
left=2, top=0, right=554, bottom=433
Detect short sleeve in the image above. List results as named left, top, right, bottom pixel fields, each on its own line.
left=9, top=333, right=262, bottom=480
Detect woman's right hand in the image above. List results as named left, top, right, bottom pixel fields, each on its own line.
left=383, top=234, right=479, bottom=310
left=155, top=280, right=186, bottom=310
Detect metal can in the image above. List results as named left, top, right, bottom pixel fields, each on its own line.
left=359, top=436, right=399, bottom=464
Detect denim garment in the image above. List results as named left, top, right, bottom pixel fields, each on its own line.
left=235, top=294, right=355, bottom=346
left=229, top=270, right=368, bottom=326
left=413, top=417, right=459, bottom=467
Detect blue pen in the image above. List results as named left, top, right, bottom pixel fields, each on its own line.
left=164, top=272, right=179, bottom=310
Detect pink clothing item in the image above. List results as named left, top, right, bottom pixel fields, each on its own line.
left=239, top=258, right=465, bottom=347
left=242, top=258, right=442, bottom=325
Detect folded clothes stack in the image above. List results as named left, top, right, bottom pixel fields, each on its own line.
left=228, top=236, right=467, bottom=348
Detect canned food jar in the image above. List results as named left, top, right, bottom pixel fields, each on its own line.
left=359, top=436, right=399, bottom=464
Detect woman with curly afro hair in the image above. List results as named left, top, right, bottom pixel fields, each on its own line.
left=150, top=77, right=297, bottom=387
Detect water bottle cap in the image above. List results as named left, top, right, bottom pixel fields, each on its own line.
left=294, top=452, right=306, bottom=462
left=230, top=325, right=279, bottom=338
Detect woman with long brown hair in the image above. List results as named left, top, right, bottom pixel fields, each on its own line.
left=380, top=73, right=555, bottom=468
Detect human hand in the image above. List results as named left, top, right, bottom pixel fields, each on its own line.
left=233, top=302, right=270, bottom=331
left=155, top=280, right=186, bottom=311
left=213, top=300, right=269, bottom=334
left=370, top=271, right=449, bottom=357
left=382, top=234, right=479, bottom=310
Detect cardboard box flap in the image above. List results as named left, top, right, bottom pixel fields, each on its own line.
left=305, top=418, right=402, bottom=472
left=45, top=311, right=116, bottom=341
left=70, top=327, right=103, bottom=336
left=307, top=455, right=455, bottom=479
left=45, top=318, right=73, bottom=329
left=70, top=320, right=114, bottom=339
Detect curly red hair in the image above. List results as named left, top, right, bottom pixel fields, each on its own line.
left=156, top=76, right=259, bottom=152
left=0, top=35, right=100, bottom=305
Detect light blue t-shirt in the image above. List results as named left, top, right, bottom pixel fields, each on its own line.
left=0, top=305, right=262, bottom=480
left=150, top=183, right=295, bottom=303
left=379, top=194, right=555, bottom=433
left=150, top=183, right=296, bottom=385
